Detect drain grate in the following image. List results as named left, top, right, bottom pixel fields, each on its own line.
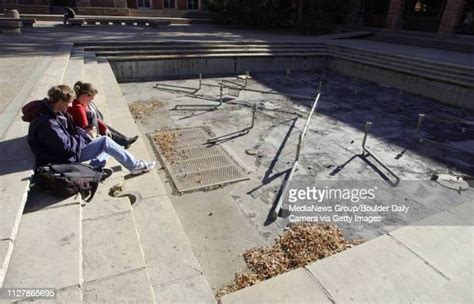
left=149, top=127, right=249, bottom=193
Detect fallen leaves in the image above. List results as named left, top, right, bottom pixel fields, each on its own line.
left=128, top=99, right=163, bottom=121
left=152, top=132, right=177, bottom=162
left=216, top=224, right=363, bottom=299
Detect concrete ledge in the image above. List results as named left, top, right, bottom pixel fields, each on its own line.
left=306, top=235, right=449, bottom=303
left=220, top=268, right=331, bottom=304
left=68, top=18, right=85, bottom=26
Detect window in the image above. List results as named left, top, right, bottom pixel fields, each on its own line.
left=164, top=0, right=175, bottom=8
left=138, top=0, right=150, bottom=8
left=188, top=0, right=199, bottom=10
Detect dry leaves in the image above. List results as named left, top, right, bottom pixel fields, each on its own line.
left=128, top=100, right=163, bottom=121
left=152, top=132, right=178, bottom=162
left=216, top=224, right=363, bottom=299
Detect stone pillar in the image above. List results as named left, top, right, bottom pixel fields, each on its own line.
left=385, top=0, right=405, bottom=30
left=439, top=0, right=466, bottom=33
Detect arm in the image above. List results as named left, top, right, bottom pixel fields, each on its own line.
left=37, top=119, right=85, bottom=159
left=68, top=104, right=89, bottom=129
left=98, top=119, right=108, bottom=135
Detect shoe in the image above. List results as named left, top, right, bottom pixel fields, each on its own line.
left=124, top=136, right=139, bottom=150
left=130, top=161, right=156, bottom=175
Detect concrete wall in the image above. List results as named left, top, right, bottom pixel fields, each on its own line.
left=327, top=57, right=474, bottom=110
left=109, top=56, right=328, bottom=82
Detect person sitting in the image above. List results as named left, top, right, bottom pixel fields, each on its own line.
left=27, top=85, right=155, bottom=174
left=68, top=81, right=138, bottom=149
left=63, top=7, right=76, bottom=25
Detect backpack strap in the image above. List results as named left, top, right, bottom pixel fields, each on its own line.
left=83, top=169, right=103, bottom=203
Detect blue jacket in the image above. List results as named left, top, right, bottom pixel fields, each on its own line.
left=27, top=100, right=91, bottom=166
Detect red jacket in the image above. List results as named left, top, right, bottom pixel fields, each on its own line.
left=67, top=100, right=108, bottom=135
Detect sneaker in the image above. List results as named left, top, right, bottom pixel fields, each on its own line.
left=130, top=161, right=156, bottom=175
left=124, top=136, right=139, bottom=150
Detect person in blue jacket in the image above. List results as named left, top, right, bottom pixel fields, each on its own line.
left=27, top=85, right=155, bottom=175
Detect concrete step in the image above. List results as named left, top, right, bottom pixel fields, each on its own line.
left=369, top=34, right=474, bottom=54
left=63, top=47, right=85, bottom=88
left=79, top=41, right=325, bottom=49
left=2, top=193, right=82, bottom=295
left=97, top=57, right=215, bottom=302
left=330, top=51, right=474, bottom=88
left=0, top=43, right=72, bottom=287
left=94, top=47, right=329, bottom=57
left=81, top=182, right=156, bottom=303
left=329, top=44, right=474, bottom=77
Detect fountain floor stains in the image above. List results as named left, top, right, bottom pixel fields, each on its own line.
left=120, top=71, right=474, bottom=292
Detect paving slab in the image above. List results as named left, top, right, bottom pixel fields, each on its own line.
left=306, top=235, right=450, bottom=303
left=389, top=225, right=474, bottom=279
left=82, top=212, right=146, bottom=282
left=23, top=187, right=81, bottom=213
left=3, top=204, right=81, bottom=290
left=153, top=274, right=216, bottom=304
left=0, top=240, right=13, bottom=287
left=0, top=159, right=34, bottom=241
left=17, top=285, right=83, bottom=303
left=220, top=268, right=331, bottom=304
left=132, top=196, right=203, bottom=287
left=411, top=270, right=474, bottom=304
left=82, top=176, right=131, bottom=220
left=124, top=170, right=167, bottom=199
left=83, top=269, right=154, bottom=304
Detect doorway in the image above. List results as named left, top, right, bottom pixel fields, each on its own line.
left=403, top=0, right=447, bottom=32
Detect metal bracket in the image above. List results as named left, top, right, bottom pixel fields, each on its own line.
left=207, top=103, right=257, bottom=144
left=362, top=121, right=400, bottom=185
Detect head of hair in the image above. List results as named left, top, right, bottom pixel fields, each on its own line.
left=73, top=81, right=98, bottom=97
left=47, top=85, right=75, bottom=104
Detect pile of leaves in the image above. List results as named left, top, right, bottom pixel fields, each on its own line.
left=217, top=224, right=363, bottom=298
left=128, top=100, right=163, bottom=121
left=152, top=132, right=178, bottom=162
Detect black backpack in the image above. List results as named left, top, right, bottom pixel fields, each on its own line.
left=34, top=164, right=103, bottom=202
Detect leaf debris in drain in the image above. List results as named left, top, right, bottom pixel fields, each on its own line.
left=152, top=132, right=180, bottom=163
left=217, top=224, right=363, bottom=299
left=128, top=99, right=163, bottom=121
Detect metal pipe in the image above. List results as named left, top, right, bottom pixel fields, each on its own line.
left=416, top=113, right=425, bottom=138
left=207, top=103, right=257, bottom=144
left=362, top=121, right=400, bottom=185
left=174, top=84, right=223, bottom=110
left=271, top=83, right=323, bottom=220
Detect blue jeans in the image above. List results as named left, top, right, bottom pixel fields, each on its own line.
left=79, top=136, right=139, bottom=170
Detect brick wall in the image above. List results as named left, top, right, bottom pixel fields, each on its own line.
left=385, top=0, right=404, bottom=29
left=439, top=0, right=466, bottom=33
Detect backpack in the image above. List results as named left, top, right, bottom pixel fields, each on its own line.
left=22, top=99, right=48, bottom=122
left=34, top=163, right=103, bottom=202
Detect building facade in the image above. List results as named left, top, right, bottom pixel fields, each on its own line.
left=355, top=0, right=473, bottom=34
left=1, top=0, right=209, bottom=16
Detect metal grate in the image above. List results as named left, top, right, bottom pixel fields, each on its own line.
left=149, top=128, right=249, bottom=193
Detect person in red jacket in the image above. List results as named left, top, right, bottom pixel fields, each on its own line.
left=68, top=81, right=138, bottom=149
